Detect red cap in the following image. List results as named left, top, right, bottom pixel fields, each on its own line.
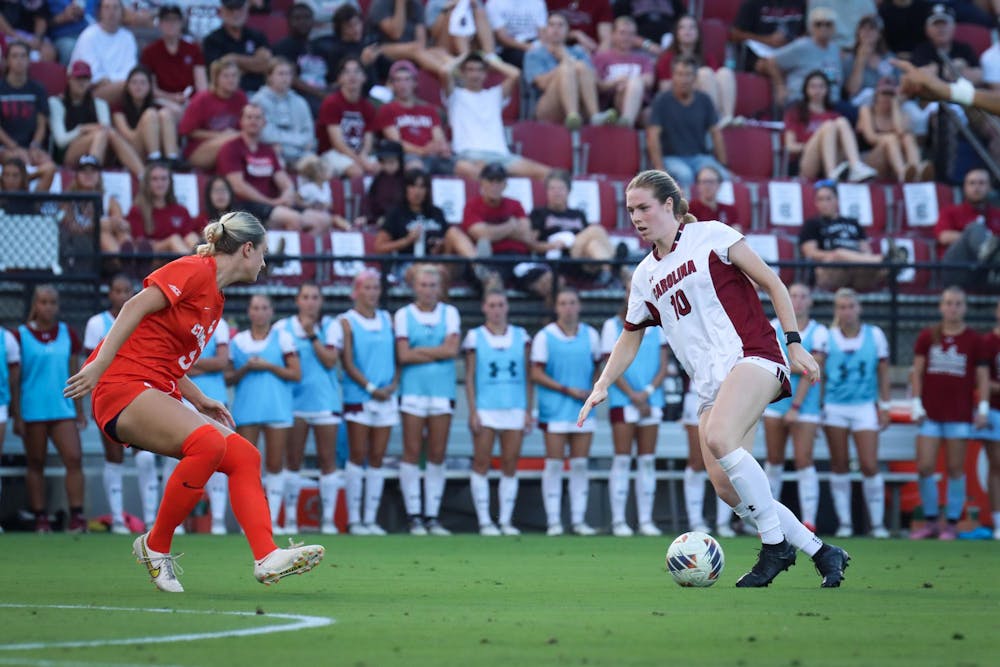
left=67, top=60, right=92, bottom=79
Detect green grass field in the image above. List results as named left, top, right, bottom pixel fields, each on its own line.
left=0, top=534, right=997, bottom=667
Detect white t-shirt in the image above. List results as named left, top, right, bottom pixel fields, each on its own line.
left=486, top=0, right=547, bottom=43
left=2, top=329, right=20, bottom=365
left=276, top=315, right=342, bottom=348
left=83, top=310, right=114, bottom=351
left=462, top=324, right=529, bottom=351
left=393, top=303, right=461, bottom=339
left=229, top=328, right=297, bottom=357
left=69, top=25, right=138, bottom=83
left=600, top=316, right=667, bottom=356
left=531, top=322, right=601, bottom=365
left=827, top=325, right=889, bottom=359
left=982, top=43, right=1000, bottom=86
left=448, top=85, right=510, bottom=155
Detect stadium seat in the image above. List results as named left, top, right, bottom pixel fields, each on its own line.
left=745, top=233, right=799, bottom=285
left=700, top=0, right=742, bottom=24
left=578, top=125, right=641, bottom=178
left=265, top=230, right=317, bottom=286
left=836, top=182, right=888, bottom=234
left=431, top=175, right=478, bottom=224
left=246, top=12, right=289, bottom=46
left=510, top=121, right=574, bottom=171
left=699, top=19, right=728, bottom=68
left=954, top=23, right=992, bottom=57
left=415, top=68, right=446, bottom=109
left=763, top=180, right=812, bottom=234
left=692, top=179, right=756, bottom=230
left=722, top=126, right=778, bottom=180
left=896, top=181, right=959, bottom=236
left=870, top=234, right=936, bottom=293
left=733, top=72, right=773, bottom=120
left=29, top=61, right=67, bottom=97
left=484, top=70, right=521, bottom=124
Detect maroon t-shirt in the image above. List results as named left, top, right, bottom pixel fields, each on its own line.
left=373, top=100, right=440, bottom=147
left=462, top=196, right=529, bottom=255
left=126, top=203, right=197, bottom=241
left=688, top=199, right=741, bottom=229
left=216, top=136, right=282, bottom=199
left=783, top=106, right=840, bottom=144
left=982, top=330, right=1000, bottom=411
left=140, top=38, right=205, bottom=94
left=178, top=89, right=248, bottom=157
left=316, top=90, right=376, bottom=154
left=934, top=202, right=1000, bottom=239
left=12, top=323, right=83, bottom=354
left=914, top=327, right=986, bottom=422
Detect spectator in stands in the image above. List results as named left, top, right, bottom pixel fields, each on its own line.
left=314, top=3, right=386, bottom=89
left=49, top=60, right=144, bottom=176
left=203, top=0, right=271, bottom=93
left=856, top=77, right=931, bottom=182
left=375, top=168, right=475, bottom=285
left=843, top=14, right=897, bottom=106
left=646, top=56, right=728, bottom=189
left=0, top=42, right=57, bottom=176
left=126, top=161, right=198, bottom=255
left=62, top=154, right=131, bottom=260
left=486, top=0, right=546, bottom=68
left=111, top=66, right=181, bottom=167
left=0, top=156, right=55, bottom=214
left=936, top=168, right=1000, bottom=283
left=317, top=56, right=378, bottom=178
left=374, top=59, right=453, bottom=175
left=688, top=165, right=742, bottom=231
left=546, top=0, right=613, bottom=52
left=447, top=52, right=551, bottom=180
left=879, top=0, right=930, bottom=59
left=68, top=0, right=137, bottom=103
left=273, top=3, right=332, bottom=115
left=11, top=285, right=87, bottom=533
left=731, top=0, right=806, bottom=75
left=783, top=71, right=877, bottom=182
left=365, top=139, right=406, bottom=224
left=611, top=0, right=684, bottom=53
left=425, top=0, right=495, bottom=57
left=525, top=11, right=618, bottom=129
left=463, top=162, right=553, bottom=301
left=139, top=5, right=208, bottom=118
left=299, top=0, right=358, bottom=40
left=655, top=14, right=736, bottom=124
left=0, top=0, right=57, bottom=61
left=911, top=4, right=982, bottom=85
left=530, top=169, right=620, bottom=287
left=47, top=0, right=98, bottom=64
left=367, top=0, right=451, bottom=77
left=764, top=6, right=845, bottom=109
left=592, top=16, right=654, bottom=128
left=294, top=153, right=335, bottom=212
left=808, top=0, right=876, bottom=50
left=798, top=181, right=891, bottom=291
left=909, top=286, right=989, bottom=540
left=218, top=102, right=338, bottom=232
left=193, top=174, right=235, bottom=230
left=251, top=57, right=316, bottom=165
left=178, top=55, right=247, bottom=170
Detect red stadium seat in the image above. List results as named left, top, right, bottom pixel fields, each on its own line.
left=722, top=126, right=778, bottom=180
left=246, top=13, right=289, bottom=46
left=510, top=121, right=574, bottom=171
left=699, top=19, right=728, bottom=69
left=485, top=70, right=520, bottom=124
left=954, top=23, right=992, bottom=57
left=895, top=181, right=959, bottom=236
left=265, top=231, right=317, bottom=286
left=734, top=72, right=773, bottom=119
left=29, top=61, right=67, bottom=97
left=836, top=182, right=889, bottom=234
left=578, top=125, right=641, bottom=178
left=745, top=233, right=799, bottom=285
left=700, top=0, right=742, bottom=24
left=415, top=68, right=446, bottom=109
left=692, top=180, right=756, bottom=231
left=762, top=180, right=811, bottom=233
left=870, top=234, right=936, bottom=293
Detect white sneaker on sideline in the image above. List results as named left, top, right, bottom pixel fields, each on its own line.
left=111, top=519, right=130, bottom=535
left=365, top=523, right=387, bottom=536
left=612, top=522, right=634, bottom=537
left=479, top=522, right=501, bottom=536
left=835, top=525, right=854, bottom=538
left=716, top=524, right=737, bottom=538
left=132, top=533, right=184, bottom=593
left=870, top=526, right=890, bottom=539
left=348, top=523, right=370, bottom=536
left=572, top=523, right=597, bottom=536
left=173, top=524, right=186, bottom=536
left=210, top=520, right=227, bottom=536
left=408, top=517, right=428, bottom=536
left=320, top=521, right=339, bottom=535
left=254, top=540, right=325, bottom=585
left=546, top=523, right=564, bottom=537
left=638, top=522, right=662, bottom=537
left=425, top=519, right=451, bottom=536
left=499, top=523, right=521, bottom=536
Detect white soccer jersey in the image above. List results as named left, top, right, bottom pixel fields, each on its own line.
left=625, top=221, right=786, bottom=404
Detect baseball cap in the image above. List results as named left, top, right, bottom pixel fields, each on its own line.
left=388, top=60, right=417, bottom=78
left=67, top=60, right=92, bottom=79
left=808, top=6, right=836, bottom=25
left=77, top=154, right=100, bottom=170
left=480, top=162, right=507, bottom=181
left=221, top=0, right=247, bottom=9
left=158, top=4, right=183, bottom=20
left=926, top=3, right=955, bottom=25
left=375, top=139, right=403, bottom=160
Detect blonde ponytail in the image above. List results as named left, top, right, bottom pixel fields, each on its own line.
left=197, top=210, right=266, bottom=256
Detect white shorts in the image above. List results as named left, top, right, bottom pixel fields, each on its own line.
left=320, top=149, right=358, bottom=177
left=823, top=402, right=879, bottom=432
left=610, top=404, right=663, bottom=426
left=697, top=356, right=791, bottom=417
left=344, top=398, right=400, bottom=428
left=681, top=391, right=699, bottom=427
left=293, top=411, right=342, bottom=426
left=762, top=409, right=821, bottom=424
left=477, top=408, right=526, bottom=431
left=399, top=394, right=454, bottom=418
left=541, top=417, right=595, bottom=434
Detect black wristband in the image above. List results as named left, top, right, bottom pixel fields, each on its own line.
left=785, top=331, right=802, bottom=346
left=308, top=334, right=319, bottom=342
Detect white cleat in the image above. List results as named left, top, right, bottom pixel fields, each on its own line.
left=638, top=522, right=663, bottom=537
left=612, top=522, right=634, bottom=537
left=425, top=519, right=451, bottom=536
left=364, top=523, right=387, bottom=536
left=111, top=519, right=130, bottom=535
left=572, top=523, right=597, bottom=536
left=132, top=533, right=184, bottom=593
left=870, top=526, right=891, bottom=539
left=320, top=521, right=339, bottom=535
left=546, top=524, right=564, bottom=537
left=254, top=540, right=325, bottom=586
left=499, top=523, right=521, bottom=536
left=408, top=518, right=428, bottom=536
left=835, top=525, right=854, bottom=538
left=348, top=523, right=371, bottom=536
left=716, top=524, right=737, bottom=538
left=210, top=521, right=227, bottom=536
left=479, top=522, right=502, bottom=536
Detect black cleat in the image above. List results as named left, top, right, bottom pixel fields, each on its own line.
left=735, top=540, right=797, bottom=587
left=812, top=544, right=851, bottom=588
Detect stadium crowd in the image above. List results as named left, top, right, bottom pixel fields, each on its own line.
left=0, top=0, right=999, bottom=539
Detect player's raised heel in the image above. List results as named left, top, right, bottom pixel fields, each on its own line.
left=812, top=544, right=851, bottom=588
left=254, top=540, right=325, bottom=585
left=132, top=532, right=184, bottom=593
left=735, top=540, right=796, bottom=588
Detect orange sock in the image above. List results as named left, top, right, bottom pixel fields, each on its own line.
left=148, top=424, right=226, bottom=553
left=217, top=433, right=277, bottom=560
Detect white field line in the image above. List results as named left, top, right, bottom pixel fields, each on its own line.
left=0, top=658, right=189, bottom=667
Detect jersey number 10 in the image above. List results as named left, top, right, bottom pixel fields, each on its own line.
left=669, top=290, right=692, bottom=320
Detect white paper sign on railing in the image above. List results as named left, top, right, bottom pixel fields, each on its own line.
left=503, top=177, right=533, bottom=214
left=266, top=230, right=302, bottom=276
left=172, top=172, right=200, bottom=218
left=837, top=183, right=873, bottom=226
left=744, top=234, right=779, bottom=275
left=431, top=177, right=467, bottom=224
left=902, top=182, right=939, bottom=227
left=768, top=181, right=803, bottom=226
left=102, top=171, right=132, bottom=214
left=880, top=238, right=915, bottom=283
left=717, top=180, right=735, bottom=205
left=331, top=230, right=366, bottom=277
left=568, top=179, right=600, bottom=224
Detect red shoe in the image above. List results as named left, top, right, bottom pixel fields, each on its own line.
left=909, top=522, right=939, bottom=540
left=67, top=513, right=88, bottom=534
left=34, top=514, right=52, bottom=534
left=938, top=524, right=957, bottom=541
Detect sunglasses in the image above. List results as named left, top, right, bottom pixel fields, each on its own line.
left=813, top=20, right=834, bottom=27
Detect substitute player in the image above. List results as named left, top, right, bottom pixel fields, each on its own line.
left=65, top=212, right=324, bottom=592
left=579, top=169, right=849, bottom=587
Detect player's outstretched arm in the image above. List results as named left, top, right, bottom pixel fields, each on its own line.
left=893, top=58, right=1000, bottom=115
left=577, top=327, right=643, bottom=425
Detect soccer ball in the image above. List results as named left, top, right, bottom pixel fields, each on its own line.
left=665, top=531, right=725, bottom=587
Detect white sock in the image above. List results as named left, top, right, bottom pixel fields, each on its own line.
left=863, top=474, right=885, bottom=529
left=733, top=501, right=756, bottom=530
left=717, top=448, right=783, bottom=544
left=103, top=461, right=124, bottom=523
left=636, top=454, right=656, bottom=526
left=147, top=151, right=162, bottom=161
left=796, top=466, right=819, bottom=526
left=764, top=461, right=784, bottom=500
left=345, top=462, right=364, bottom=525
left=684, top=467, right=708, bottom=529
left=498, top=475, right=518, bottom=526
left=542, top=458, right=563, bottom=527
left=206, top=472, right=228, bottom=522
left=319, top=471, right=343, bottom=526
left=716, top=495, right=733, bottom=529
left=775, top=500, right=822, bottom=556
left=264, top=472, right=284, bottom=524
left=363, top=466, right=385, bottom=525
left=568, top=457, right=589, bottom=525
left=134, top=450, right=159, bottom=526
left=470, top=471, right=492, bottom=526
left=283, top=470, right=302, bottom=525
left=399, top=461, right=422, bottom=517
left=830, top=472, right=853, bottom=529
left=993, top=511, right=1000, bottom=529
left=423, top=462, right=446, bottom=519
left=609, top=455, right=631, bottom=525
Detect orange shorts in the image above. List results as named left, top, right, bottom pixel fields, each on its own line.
left=92, top=376, right=181, bottom=444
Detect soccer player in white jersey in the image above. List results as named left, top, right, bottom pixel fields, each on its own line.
left=579, top=169, right=850, bottom=587
left=83, top=274, right=160, bottom=534
left=601, top=270, right=670, bottom=537
left=464, top=289, right=532, bottom=536
left=763, top=283, right=827, bottom=533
